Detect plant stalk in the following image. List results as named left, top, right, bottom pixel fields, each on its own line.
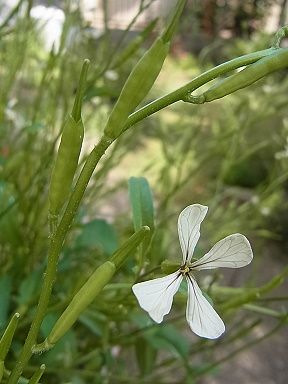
left=8, top=135, right=112, bottom=383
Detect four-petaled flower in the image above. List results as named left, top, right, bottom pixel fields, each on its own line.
left=132, top=204, right=253, bottom=339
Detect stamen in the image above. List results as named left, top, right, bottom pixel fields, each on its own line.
left=180, top=264, right=190, bottom=275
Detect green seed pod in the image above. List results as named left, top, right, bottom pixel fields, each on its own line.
left=0, top=313, right=20, bottom=362
left=32, top=226, right=150, bottom=353
left=49, top=60, right=89, bottom=217
left=104, top=0, right=186, bottom=139
left=104, top=37, right=169, bottom=139
left=44, top=261, right=116, bottom=349
left=49, top=115, right=84, bottom=216
left=201, top=48, right=288, bottom=102
left=111, top=225, right=150, bottom=269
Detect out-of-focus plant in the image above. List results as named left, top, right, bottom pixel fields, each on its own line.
left=0, top=1, right=287, bottom=383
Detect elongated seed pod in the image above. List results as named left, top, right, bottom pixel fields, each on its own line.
left=47, top=227, right=150, bottom=344
left=201, top=48, right=288, bottom=103
left=111, top=225, right=150, bottom=268
left=46, top=261, right=116, bottom=347
left=104, top=0, right=186, bottom=139
left=104, top=34, right=169, bottom=139
left=0, top=313, right=20, bottom=381
left=32, top=226, right=150, bottom=353
left=48, top=60, right=89, bottom=217
left=49, top=115, right=84, bottom=216
left=0, top=313, right=20, bottom=361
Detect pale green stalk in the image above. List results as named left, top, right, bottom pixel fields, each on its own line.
left=27, top=365, right=45, bottom=384
left=0, top=313, right=20, bottom=362
left=243, top=304, right=286, bottom=319
left=124, top=48, right=279, bottom=131
left=7, top=135, right=111, bottom=384
left=220, top=266, right=288, bottom=311
left=0, top=313, right=20, bottom=382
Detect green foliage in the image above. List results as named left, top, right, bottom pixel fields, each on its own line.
left=128, top=177, right=154, bottom=233
left=0, top=276, right=12, bottom=329
left=128, top=176, right=154, bottom=268
left=75, top=219, right=119, bottom=256
left=0, top=1, right=287, bottom=383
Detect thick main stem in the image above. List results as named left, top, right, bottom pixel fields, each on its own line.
left=8, top=136, right=111, bottom=384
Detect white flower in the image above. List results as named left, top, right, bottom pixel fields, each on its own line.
left=132, top=204, right=253, bottom=339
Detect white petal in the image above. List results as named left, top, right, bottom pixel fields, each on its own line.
left=178, top=204, right=208, bottom=264
left=191, top=233, right=253, bottom=270
left=186, top=275, right=225, bottom=339
left=132, top=271, right=183, bottom=323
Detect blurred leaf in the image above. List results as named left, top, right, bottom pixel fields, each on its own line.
left=0, top=155, right=5, bottom=166
left=85, top=85, right=119, bottom=100
left=0, top=181, right=21, bottom=246
left=70, top=377, right=86, bottom=384
left=130, top=314, right=189, bottom=360
left=75, top=219, right=118, bottom=255
left=26, top=122, right=45, bottom=134
left=147, top=324, right=190, bottom=359
left=130, top=313, right=152, bottom=328
left=135, top=336, right=157, bottom=375
left=0, top=275, right=12, bottom=329
left=128, top=177, right=154, bottom=232
left=128, top=177, right=154, bottom=264
left=16, top=270, right=42, bottom=306
left=79, top=311, right=105, bottom=337
left=223, top=153, right=269, bottom=188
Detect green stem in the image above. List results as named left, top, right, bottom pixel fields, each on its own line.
left=27, top=365, right=45, bottom=384
left=243, top=304, right=286, bottom=319
left=8, top=135, right=112, bottom=384
left=123, top=47, right=278, bottom=131
left=220, top=266, right=288, bottom=312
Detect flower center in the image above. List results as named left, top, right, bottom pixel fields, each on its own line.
left=180, top=264, right=190, bottom=275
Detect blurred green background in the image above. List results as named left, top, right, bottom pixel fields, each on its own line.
left=0, top=1, right=287, bottom=383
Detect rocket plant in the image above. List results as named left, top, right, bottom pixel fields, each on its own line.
left=0, top=0, right=288, bottom=382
